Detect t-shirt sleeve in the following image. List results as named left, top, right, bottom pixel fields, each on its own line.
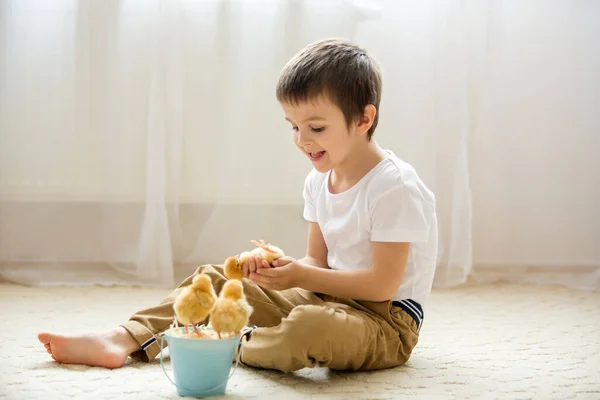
left=302, top=170, right=318, bottom=222
left=370, top=183, right=432, bottom=243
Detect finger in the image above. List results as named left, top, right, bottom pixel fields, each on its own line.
left=241, top=259, right=250, bottom=277
left=260, top=259, right=270, bottom=269
left=255, top=266, right=281, bottom=277
left=249, top=272, right=274, bottom=288
left=253, top=256, right=262, bottom=271
left=272, top=256, right=291, bottom=267
left=249, top=256, right=257, bottom=274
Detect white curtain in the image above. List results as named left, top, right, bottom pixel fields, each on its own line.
left=0, top=0, right=598, bottom=291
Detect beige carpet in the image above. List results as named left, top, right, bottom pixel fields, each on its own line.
left=1, top=281, right=599, bottom=400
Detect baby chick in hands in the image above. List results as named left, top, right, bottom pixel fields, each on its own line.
left=210, top=279, right=253, bottom=339
left=224, top=239, right=285, bottom=280
left=173, top=273, right=217, bottom=335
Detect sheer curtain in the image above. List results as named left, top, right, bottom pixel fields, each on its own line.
left=0, top=0, right=598, bottom=290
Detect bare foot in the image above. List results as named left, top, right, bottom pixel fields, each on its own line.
left=37, top=327, right=141, bottom=369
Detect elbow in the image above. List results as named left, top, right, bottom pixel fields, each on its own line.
left=376, top=292, right=396, bottom=303
left=368, top=276, right=400, bottom=302
left=369, top=270, right=404, bottom=302
left=369, top=285, right=398, bottom=302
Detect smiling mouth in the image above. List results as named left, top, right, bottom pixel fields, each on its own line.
left=308, top=151, right=326, bottom=161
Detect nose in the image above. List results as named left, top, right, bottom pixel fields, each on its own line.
left=296, top=129, right=311, bottom=146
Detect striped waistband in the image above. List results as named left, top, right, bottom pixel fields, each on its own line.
left=392, top=299, right=423, bottom=332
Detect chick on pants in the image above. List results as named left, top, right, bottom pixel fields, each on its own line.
left=121, top=265, right=420, bottom=373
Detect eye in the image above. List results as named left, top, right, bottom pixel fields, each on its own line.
left=291, top=126, right=299, bottom=132
left=311, top=126, right=325, bottom=133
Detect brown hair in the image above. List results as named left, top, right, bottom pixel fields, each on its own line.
left=276, top=38, right=383, bottom=141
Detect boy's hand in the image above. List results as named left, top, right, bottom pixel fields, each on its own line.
left=242, top=255, right=268, bottom=278
left=249, top=257, right=308, bottom=290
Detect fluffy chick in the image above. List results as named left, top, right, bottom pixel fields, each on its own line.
left=224, top=239, right=285, bottom=280
left=224, top=255, right=244, bottom=281
left=210, top=279, right=254, bottom=339
left=173, top=273, right=217, bottom=335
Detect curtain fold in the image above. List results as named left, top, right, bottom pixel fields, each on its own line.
left=0, top=0, right=598, bottom=290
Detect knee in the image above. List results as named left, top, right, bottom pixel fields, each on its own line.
left=190, top=264, right=227, bottom=284
left=176, top=265, right=225, bottom=291
left=193, top=264, right=219, bottom=276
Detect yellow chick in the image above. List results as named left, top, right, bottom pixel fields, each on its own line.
left=210, top=279, right=254, bottom=339
left=224, top=256, right=244, bottom=281
left=173, top=273, right=217, bottom=335
left=224, top=239, right=285, bottom=281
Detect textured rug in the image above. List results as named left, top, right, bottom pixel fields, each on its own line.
left=1, top=281, right=598, bottom=399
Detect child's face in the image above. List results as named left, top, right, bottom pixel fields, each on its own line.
left=280, top=95, right=366, bottom=173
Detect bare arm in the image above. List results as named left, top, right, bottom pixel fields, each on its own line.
left=296, top=222, right=329, bottom=269
left=252, top=228, right=410, bottom=302
left=297, top=241, right=410, bottom=302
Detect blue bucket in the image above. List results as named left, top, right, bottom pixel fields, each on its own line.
left=160, top=326, right=243, bottom=398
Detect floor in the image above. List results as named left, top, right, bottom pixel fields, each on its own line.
left=1, top=281, right=599, bottom=400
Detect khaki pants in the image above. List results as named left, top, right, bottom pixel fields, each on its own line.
left=121, top=265, right=421, bottom=373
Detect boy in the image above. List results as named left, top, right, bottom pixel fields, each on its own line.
left=38, top=38, right=437, bottom=373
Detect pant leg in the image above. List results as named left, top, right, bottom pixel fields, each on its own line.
left=121, top=264, right=320, bottom=362
left=239, top=295, right=420, bottom=373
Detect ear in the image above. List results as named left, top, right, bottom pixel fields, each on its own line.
left=354, top=104, right=377, bottom=136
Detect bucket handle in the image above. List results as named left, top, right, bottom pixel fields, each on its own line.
left=159, top=333, right=245, bottom=394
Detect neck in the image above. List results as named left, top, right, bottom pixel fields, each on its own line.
left=332, top=140, right=386, bottom=183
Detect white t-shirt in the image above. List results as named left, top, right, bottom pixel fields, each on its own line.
left=302, top=150, right=438, bottom=308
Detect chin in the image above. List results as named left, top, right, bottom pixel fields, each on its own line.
left=312, top=159, right=333, bottom=173
left=313, top=165, right=331, bottom=173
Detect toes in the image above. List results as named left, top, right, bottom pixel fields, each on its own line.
left=38, top=332, right=50, bottom=344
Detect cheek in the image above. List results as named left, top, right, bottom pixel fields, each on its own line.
left=292, top=132, right=306, bottom=152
